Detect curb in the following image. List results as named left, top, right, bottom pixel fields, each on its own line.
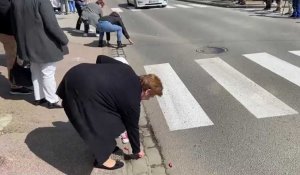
left=176, top=0, right=274, bottom=8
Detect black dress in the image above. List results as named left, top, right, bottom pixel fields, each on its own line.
left=57, top=56, right=141, bottom=164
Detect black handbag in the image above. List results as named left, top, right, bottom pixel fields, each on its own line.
left=10, top=57, right=32, bottom=87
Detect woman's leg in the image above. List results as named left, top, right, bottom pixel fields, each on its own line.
left=30, top=62, right=45, bottom=100
left=75, top=3, right=82, bottom=30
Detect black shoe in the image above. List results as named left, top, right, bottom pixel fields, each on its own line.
left=9, top=87, right=33, bottom=95
left=112, top=146, right=124, bottom=156
left=117, top=41, right=123, bottom=48
left=98, top=40, right=104, bottom=47
left=273, top=7, right=281, bottom=13
left=263, top=7, right=271, bottom=10
left=94, top=160, right=124, bottom=170
left=47, top=101, right=62, bottom=109
left=33, top=98, right=48, bottom=106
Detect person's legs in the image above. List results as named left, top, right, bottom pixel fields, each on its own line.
left=71, top=1, right=76, bottom=12
left=40, top=62, right=59, bottom=103
left=75, top=3, right=82, bottom=30
left=0, top=34, right=17, bottom=84
left=30, top=62, right=45, bottom=100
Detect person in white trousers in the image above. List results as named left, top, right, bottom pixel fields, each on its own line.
left=11, top=0, right=69, bottom=109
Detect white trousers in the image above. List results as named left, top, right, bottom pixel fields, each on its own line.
left=30, top=62, right=59, bottom=103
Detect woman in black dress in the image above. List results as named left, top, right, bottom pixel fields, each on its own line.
left=57, top=55, right=163, bottom=170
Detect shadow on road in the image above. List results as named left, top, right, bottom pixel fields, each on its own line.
left=25, top=121, right=94, bottom=175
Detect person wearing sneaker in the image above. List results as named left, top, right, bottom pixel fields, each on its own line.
left=11, top=0, right=69, bottom=108
left=57, top=55, right=163, bottom=170
left=0, top=0, right=33, bottom=95
left=97, top=13, right=134, bottom=48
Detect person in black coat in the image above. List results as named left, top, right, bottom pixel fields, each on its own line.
left=11, top=0, right=69, bottom=108
left=0, top=0, right=32, bottom=94
left=57, top=55, right=163, bottom=170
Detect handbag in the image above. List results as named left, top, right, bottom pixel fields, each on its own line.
left=10, top=57, right=32, bottom=87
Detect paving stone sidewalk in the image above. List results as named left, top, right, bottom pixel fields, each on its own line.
left=0, top=8, right=166, bottom=175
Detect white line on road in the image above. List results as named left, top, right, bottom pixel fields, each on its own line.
left=244, top=52, right=300, bottom=87
left=289, top=50, right=300, bottom=56
left=144, top=63, right=214, bottom=131
left=188, top=3, right=208, bottom=7
left=166, top=5, right=176, bottom=8
left=130, top=9, right=142, bottom=12
left=111, top=8, right=123, bottom=13
left=174, top=4, right=193, bottom=8
left=195, top=57, right=298, bottom=118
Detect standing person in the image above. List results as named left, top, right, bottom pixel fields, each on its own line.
left=68, top=0, right=76, bottom=13
left=0, top=0, right=32, bottom=95
left=291, top=0, right=300, bottom=17
left=98, top=13, right=133, bottom=48
left=60, top=0, right=69, bottom=15
left=11, top=0, right=69, bottom=108
left=75, top=0, right=88, bottom=31
left=57, top=55, right=163, bottom=170
left=81, top=0, right=104, bottom=37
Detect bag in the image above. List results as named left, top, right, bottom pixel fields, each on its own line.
left=10, top=57, right=32, bottom=87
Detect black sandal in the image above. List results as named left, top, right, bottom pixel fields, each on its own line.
left=94, top=160, right=124, bottom=170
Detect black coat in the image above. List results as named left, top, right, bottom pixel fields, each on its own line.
left=11, top=0, right=68, bottom=63
left=0, top=0, right=13, bottom=35
left=57, top=56, right=142, bottom=164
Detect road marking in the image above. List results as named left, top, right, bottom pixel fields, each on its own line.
left=195, top=57, right=298, bottom=118
left=289, top=50, right=300, bottom=56
left=130, top=9, right=142, bottom=11
left=188, top=3, right=208, bottom=7
left=111, top=8, right=123, bottom=13
left=244, top=52, right=300, bottom=87
left=166, top=5, right=176, bottom=8
left=144, top=63, right=214, bottom=131
left=174, top=4, right=193, bottom=8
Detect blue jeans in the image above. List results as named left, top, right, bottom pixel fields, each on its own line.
left=97, top=21, right=122, bottom=41
left=68, top=1, right=76, bottom=12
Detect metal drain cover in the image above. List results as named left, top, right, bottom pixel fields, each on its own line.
left=196, top=46, right=228, bottom=54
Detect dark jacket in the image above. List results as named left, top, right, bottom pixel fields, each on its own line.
left=57, top=56, right=142, bottom=164
left=11, top=0, right=69, bottom=63
left=100, top=16, right=130, bottom=39
left=0, top=0, right=13, bottom=35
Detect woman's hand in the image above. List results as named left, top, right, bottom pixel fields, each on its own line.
left=137, top=150, right=145, bottom=158
left=128, top=38, right=134, bottom=44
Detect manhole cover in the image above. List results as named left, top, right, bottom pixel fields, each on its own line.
left=196, top=46, right=228, bottom=54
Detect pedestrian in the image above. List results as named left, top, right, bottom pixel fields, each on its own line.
left=57, top=55, right=163, bottom=170
left=290, top=0, right=300, bottom=17
left=75, top=0, right=88, bottom=32
left=0, top=0, right=33, bottom=95
left=98, top=13, right=133, bottom=48
left=81, top=0, right=104, bottom=37
left=68, top=0, right=76, bottom=13
left=11, top=0, right=69, bottom=108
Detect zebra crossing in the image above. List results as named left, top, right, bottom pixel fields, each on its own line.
left=110, top=3, right=208, bottom=13
left=144, top=51, right=300, bottom=131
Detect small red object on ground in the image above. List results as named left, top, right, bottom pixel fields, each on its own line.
left=168, top=162, right=173, bottom=168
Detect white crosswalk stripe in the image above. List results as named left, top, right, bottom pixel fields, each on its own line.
left=166, top=5, right=176, bottom=8
left=188, top=3, right=208, bottom=7
left=174, top=4, right=193, bottom=8
left=243, top=52, right=300, bottom=87
left=111, top=8, right=123, bottom=13
left=195, top=57, right=298, bottom=118
left=289, top=50, right=300, bottom=56
left=144, top=63, right=214, bottom=131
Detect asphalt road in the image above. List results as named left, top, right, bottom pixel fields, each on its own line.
left=106, top=1, right=300, bottom=174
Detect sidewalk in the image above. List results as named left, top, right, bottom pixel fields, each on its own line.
left=0, top=9, right=166, bottom=175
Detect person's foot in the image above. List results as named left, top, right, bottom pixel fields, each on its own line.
left=94, top=159, right=124, bottom=170
left=98, top=40, right=104, bottom=47
left=33, top=98, right=48, bottom=106
left=273, top=7, right=281, bottom=13
left=117, top=41, right=125, bottom=48
left=47, top=101, right=63, bottom=109
left=263, top=7, right=271, bottom=10
left=9, top=87, right=33, bottom=95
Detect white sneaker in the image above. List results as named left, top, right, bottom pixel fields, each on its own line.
left=121, top=132, right=129, bottom=144
left=83, top=33, right=88, bottom=37
left=95, top=33, right=99, bottom=37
